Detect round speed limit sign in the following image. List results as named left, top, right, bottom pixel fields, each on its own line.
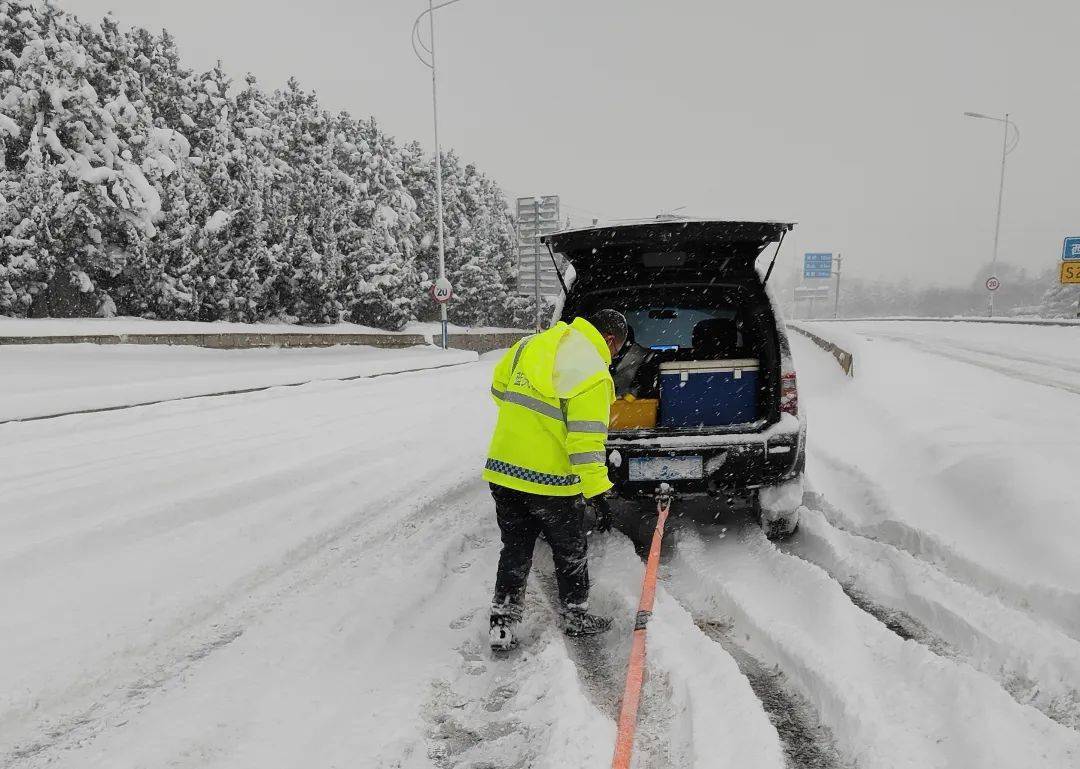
left=430, top=277, right=453, bottom=304
left=985, top=276, right=1001, bottom=292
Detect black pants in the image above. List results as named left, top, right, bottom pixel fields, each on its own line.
left=490, top=483, right=589, bottom=616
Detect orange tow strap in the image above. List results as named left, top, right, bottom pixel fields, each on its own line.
left=610, top=487, right=673, bottom=769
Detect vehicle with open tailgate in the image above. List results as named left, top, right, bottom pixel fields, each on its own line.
left=543, top=218, right=805, bottom=540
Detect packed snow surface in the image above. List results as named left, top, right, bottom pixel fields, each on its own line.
left=799, top=319, right=1080, bottom=394
left=0, top=344, right=476, bottom=421
left=1, top=322, right=1079, bottom=767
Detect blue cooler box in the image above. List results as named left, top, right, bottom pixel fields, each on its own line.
left=659, top=359, right=759, bottom=427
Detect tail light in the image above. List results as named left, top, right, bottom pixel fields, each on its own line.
left=780, top=366, right=798, bottom=416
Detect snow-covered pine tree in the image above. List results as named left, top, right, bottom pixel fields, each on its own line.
left=0, top=116, right=59, bottom=315
left=1, top=3, right=177, bottom=316
left=448, top=163, right=529, bottom=327
left=185, top=64, right=242, bottom=320
left=337, top=117, right=420, bottom=329
left=264, top=78, right=334, bottom=322
left=0, top=1, right=525, bottom=328
left=1037, top=282, right=1080, bottom=319
left=224, top=74, right=276, bottom=321
left=397, top=139, right=439, bottom=320
left=142, top=159, right=203, bottom=318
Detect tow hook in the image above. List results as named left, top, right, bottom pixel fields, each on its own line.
left=655, top=482, right=674, bottom=512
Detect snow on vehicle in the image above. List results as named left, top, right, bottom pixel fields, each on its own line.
left=544, top=219, right=806, bottom=540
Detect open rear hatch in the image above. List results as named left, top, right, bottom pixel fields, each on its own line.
left=542, top=219, right=793, bottom=292
left=546, top=219, right=794, bottom=439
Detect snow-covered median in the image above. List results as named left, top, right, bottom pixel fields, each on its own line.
left=0, top=343, right=476, bottom=421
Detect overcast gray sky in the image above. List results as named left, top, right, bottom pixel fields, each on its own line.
left=59, top=0, right=1080, bottom=286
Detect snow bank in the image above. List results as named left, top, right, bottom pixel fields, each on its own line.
left=0, top=316, right=411, bottom=337
left=791, top=324, right=1080, bottom=635
left=0, top=316, right=528, bottom=340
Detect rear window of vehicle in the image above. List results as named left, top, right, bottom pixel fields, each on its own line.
left=625, top=307, right=735, bottom=350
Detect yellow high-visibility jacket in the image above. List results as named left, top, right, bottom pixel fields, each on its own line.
left=483, top=317, right=616, bottom=499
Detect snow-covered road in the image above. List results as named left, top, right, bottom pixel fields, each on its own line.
left=800, top=319, right=1080, bottom=395
left=0, top=344, right=476, bottom=422
left=2, top=328, right=1079, bottom=768
left=797, top=320, right=1080, bottom=625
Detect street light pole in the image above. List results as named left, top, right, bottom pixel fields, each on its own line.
left=963, top=111, right=1019, bottom=318
left=413, top=0, right=464, bottom=348
left=988, top=114, right=1010, bottom=319
left=428, top=1, right=449, bottom=348
left=833, top=253, right=843, bottom=319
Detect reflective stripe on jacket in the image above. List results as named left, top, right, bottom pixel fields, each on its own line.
left=483, top=317, right=616, bottom=498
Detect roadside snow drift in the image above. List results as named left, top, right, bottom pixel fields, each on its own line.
left=792, top=322, right=1080, bottom=636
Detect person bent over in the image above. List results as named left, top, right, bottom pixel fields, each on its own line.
left=482, top=310, right=627, bottom=650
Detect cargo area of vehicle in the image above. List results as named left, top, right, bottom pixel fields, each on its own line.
left=569, top=284, right=784, bottom=435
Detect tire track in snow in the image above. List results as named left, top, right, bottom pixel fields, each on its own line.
left=420, top=528, right=615, bottom=768
left=588, top=535, right=788, bottom=769
left=0, top=361, right=479, bottom=477
left=445, top=531, right=790, bottom=769
left=0, top=359, right=476, bottom=425
left=2, top=365, right=487, bottom=560
left=694, top=619, right=849, bottom=769
left=535, top=570, right=626, bottom=721
left=667, top=524, right=1080, bottom=769
left=2, top=371, right=457, bottom=496
left=535, top=559, right=694, bottom=768
left=782, top=501, right=1080, bottom=731
left=807, top=455, right=1080, bottom=642
left=421, top=522, right=664, bottom=765
left=2, top=477, right=490, bottom=767
left=835, top=584, right=949, bottom=652
left=2, top=432, right=397, bottom=571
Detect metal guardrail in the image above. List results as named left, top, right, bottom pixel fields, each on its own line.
left=788, top=323, right=855, bottom=377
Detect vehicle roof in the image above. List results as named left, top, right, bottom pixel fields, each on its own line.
left=542, top=218, right=795, bottom=251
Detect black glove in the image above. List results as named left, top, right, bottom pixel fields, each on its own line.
left=587, top=495, right=614, bottom=533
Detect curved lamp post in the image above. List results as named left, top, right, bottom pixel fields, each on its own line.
left=413, top=0, right=465, bottom=348
left=963, top=111, right=1020, bottom=317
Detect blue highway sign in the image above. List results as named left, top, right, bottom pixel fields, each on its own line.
left=1063, top=237, right=1080, bottom=261
left=804, top=252, right=833, bottom=279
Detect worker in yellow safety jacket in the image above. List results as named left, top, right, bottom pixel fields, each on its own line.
left=484, top=309, right=628, bottom=650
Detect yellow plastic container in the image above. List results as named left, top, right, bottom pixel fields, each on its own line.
left=610, top=395, right=659, bottom=430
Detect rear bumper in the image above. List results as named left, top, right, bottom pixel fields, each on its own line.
left=605, top=415, right=805, bottom=498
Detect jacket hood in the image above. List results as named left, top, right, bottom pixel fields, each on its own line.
left=570, top=317, right=614, bottom=366
left=516, top=318, right=613, bottom=401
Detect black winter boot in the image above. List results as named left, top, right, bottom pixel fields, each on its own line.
left=559, top=605, right=612, bottom=637
left=489, top=614, right=516, bottom=651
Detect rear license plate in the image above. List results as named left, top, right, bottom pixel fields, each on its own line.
left=628, top=455, right=704, bottom=481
